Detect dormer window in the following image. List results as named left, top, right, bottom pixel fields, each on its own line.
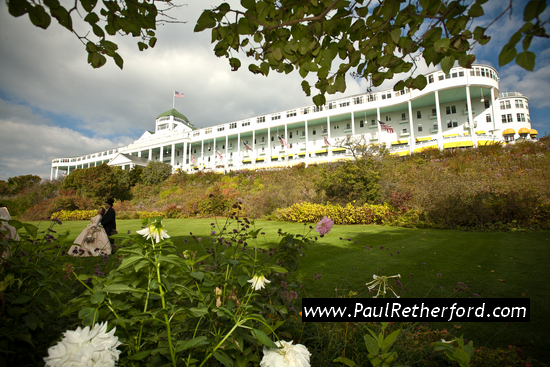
left=157, top=124, right=169, bottom=131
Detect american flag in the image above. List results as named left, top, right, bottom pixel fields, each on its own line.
left=278, top=135, right=290, bottom=149
left=244, top=142, right=253, bottom=152
left=323, top=133, right=331, bottom=146
left=216, top=149, right=223, bottom=162
left=379, top=120, right=394, bottom=133
left=191, top=155, right=195, bottom=164
left=174, top=91, right=185, bottom=99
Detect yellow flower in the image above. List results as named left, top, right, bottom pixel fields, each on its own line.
left=137, top=220, right=170, bottom=243
left=248, top=274, right=271, bottom=291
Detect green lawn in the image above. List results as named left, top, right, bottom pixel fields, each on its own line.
left=35, top=218, right=550, bottom=363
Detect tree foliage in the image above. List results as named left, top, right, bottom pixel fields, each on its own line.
left=0, top=174, right=42, bottom=196
left=6, top=0, right=185, bottom=69
left=61, top=163, right=130, bottom=200
left=141, top=161, right=172, bottom=185
left=317, top=158, right=381, bottom=204
left=195, top=0, right=549, bottom=105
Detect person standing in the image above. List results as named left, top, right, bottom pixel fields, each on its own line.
left=68, top=208, right=111, bottom=257
left=102, top=198, right=117, bottom=245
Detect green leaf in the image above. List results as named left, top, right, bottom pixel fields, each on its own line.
left=23, top=313, right=39, bottom=331
left=524, top=0, right=546, bottom=22
left=190, top=271, right=204, bottom=281
left=12, top=295, right=32, bottom=304
left=241, top=0, right=255, bottom=10
left=364, top=334, right=379, bottom=355
left=381, top=329, right=400, bottom=351
left=78, top=307, right=96, bottom=326
left=412, top=75, right=427, bottom=90
left=499, top=45, right=517, bottom=66
left=28, top=5, right=51, bottom=29
left=194, top=11, right=217, bottom=32
left=516, top=51, right=535, bottom=71
left=176, top=336, right=209, bottom=352
left=237, top=275, right=250, bottom=287
left=80, top=0, right=97, bottom=13
left=23, top=223, right=37, bottom=239
left=440, top=55, right=455, bottom=75
left=251, top=328, right=278, bottom=349
left=118, top=255, right=143, bottom=270
left=84, top=12, right=99, bottom=24
left=7, top=0, right=29, bottom=17
left=333, top=357, right=357, bottom=367
left=269, top=265, right=288, bottom=274
left=434, top=38, right=450, bottom=53
left=390, top=28, right=401, bottom=44
left=312, top=94, right=325, bottom=107
left=90, top=291, right=105, bottom=304
left=213, top=350, right=233, bottom=367
left=129, top=350, right=152, bottom=360
left=468, top=3, right=484, bottom=17
left=102, top=283, right=141, bottom=293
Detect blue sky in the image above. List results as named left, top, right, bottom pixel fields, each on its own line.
left=0, top=0, right=549, bottom=180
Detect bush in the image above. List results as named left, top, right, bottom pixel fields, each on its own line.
left=141, top=161, right=172, bottom=185
left=277, top=202, right=393, bottom=225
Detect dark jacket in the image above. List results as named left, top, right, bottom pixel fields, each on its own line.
left=102, top=207, right=117, bottom=236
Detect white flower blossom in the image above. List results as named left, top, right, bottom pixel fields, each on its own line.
left=248, top=274, right=271, bottom=291
left=260, top=340, right=311, bottom=367
left=365, top=274, right=401, bottom=298
left=44, top=322, right=121, bottom=367
left=137, top=220, right=170, bottom=243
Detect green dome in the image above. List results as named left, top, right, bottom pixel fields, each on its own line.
left=156, top=109, right=189, bottom=122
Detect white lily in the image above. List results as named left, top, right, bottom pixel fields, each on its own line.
left=365, top=274, right=401, bottom=298
left=248, top=274, right=271, bottom=291
left=137, top=220, right=170, bottom=243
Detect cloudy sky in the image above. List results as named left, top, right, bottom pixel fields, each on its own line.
left=1, top=0, right=549, bottom=181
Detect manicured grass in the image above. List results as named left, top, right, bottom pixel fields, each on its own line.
left=34, top=218, right=550, bottom=363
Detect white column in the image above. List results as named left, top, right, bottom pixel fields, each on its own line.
left=138, top=151, right=141, bottom=157
left=305, top=120, right=309, bottom=166
left=67, top=166, right=71, bottom=175
left=267, top=128, right=271, bottom=163
left=201, top=140, right=204, bottom=169
left=148, top=148, right=152, bottom=161
left=55, top=167, right=58, bottom=180
left=237, top=133, right=241, bottom=168
left=376, top=108, right=383, bottom=149
left=408, top=100, right=415, bottom=154
left=435, top=91, right=444, bottom=150
left=183, top=142, right=188, bottom=170
left=466, top=86, right=477, bottom=147
left=159, top=146, right=164, bottom=162
left=351, top=112, right=355, bottom=135
left=170, top=143, right=175, bottom=168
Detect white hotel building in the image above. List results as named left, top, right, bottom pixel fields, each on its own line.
left=50, top=64, right=537, bottom=179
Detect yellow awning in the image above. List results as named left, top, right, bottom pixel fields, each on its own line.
left=315, top=149, right=328, bottom=154
left=443, top=133, right=459, bottom=137
left=413, top=144, right=438, bottom=153
left=271, top=155, right=279, bottom=159
left=475, top=130, right=486, bottom=134
left=464, top=132, right=470, bottom=136
left=298, top=152, right=307, bottom=156
left=332, top=148, right=346, bottom=152
left=390, top=150, right=410, bottom=156
left=391, top=140, right=409, bottom=145
left=255, top=158, right=265, bottom=161
left=502, top=128, right=515, bottom=135
left=416, top=137, right=432, bottom=142
left=444, top=141, right=474, bottom=148
left=242, top=159, right=251, bottom=163
left=518, top=128, right=530, bottom=134
left=530, top=129, right=538, bottom=136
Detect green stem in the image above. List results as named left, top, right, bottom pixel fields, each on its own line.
left=199, top=320, right=245, bottom=367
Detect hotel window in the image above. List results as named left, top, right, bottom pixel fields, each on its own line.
left=256, top=117, right=264, bottom=123
left=459, top=71, right=464, bottom=77
left=367, top=94, right=376, bottom=102
left=229, top=122, right=237, bottom=129
left=193, top=131, right=200, bottom=136
left=354, top=96, right=363, bottom=104
left=242, top=120, right=251, bottom=126
left=313, top=129, right=316, bottom=135
left=402, top=128, right=408, bottom=134
left=340, top=101, right=350, bottom=107
left=333, top=125, right=340, bottom=129
left=476, top=68, right=480, bottom=76
left=261, top=137, right=265, bottom=142
left=515, top=100, right=524, bottom=108
left=359, top=120, right=364, bottom=128
left=432, top=108, right=436, bottom=117
left=289, top=132, right=293, bottom=138
left=313, top=105, right=323, bottom=112
left=505, top=101, right=511, bottom=109
left=205, top=128, right=212, bottom=134
left=327, top=102, right=336, bottom=109
left=484, top=100, right=490, bottom=109
left=486, top=114, right=492, bottom=122
left=507, top=114, right=513, bottom=123
left=208, top=146, right=211, bottom=151
left=501, top=115, right=507, bottom=123
left=286, top=110, right=297, bottom=118
left=447, top=120, right=452, bottom=128
left=217, top=126, right=225, bottom=132
left=193, top=149, right=197, bottom=154
left=445, top=74, right=451, bottom=79
left=401, top=113, right=406, bottom=120
left=417, top=111, right=421, bottom=119
left=446, top=105, right=456, bottom=114
left=302, top=107, right=310, bottom=114
left=371, top=119, right=376, bottom=126
left=271, top=136, right=274, bottom=141
left=481, top=68, right=486, bottom=77
left=346, top=123, right=351, bottom=129
left=452, top=72, right=457, bottom=78
left=438, top=75, right=444, bottom=81
left=517, top=113, right=526, bottom=122
left=470, top=70, right=475, bottom=76
left=428, top=75, right=434, bottom=83
left=500, top=101, right=505, bottom=109
left=386, top=116, right=391, bottom=122
left=504, top=134, right=514, bottom=142
left=418, top=125, right=423, bottom=132
left=230, top=143, right=233, bottom=147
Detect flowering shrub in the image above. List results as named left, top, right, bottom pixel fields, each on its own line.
left=277, top=202, right=393, bottom=225
left=54, top=210, right=165, bottom=221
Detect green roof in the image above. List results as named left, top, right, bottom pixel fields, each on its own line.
left=156, top=109, right=189, bottom=123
